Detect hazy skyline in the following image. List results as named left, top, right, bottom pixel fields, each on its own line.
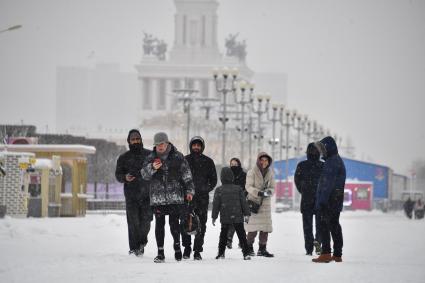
left=1, top=0, right=424, bottom=175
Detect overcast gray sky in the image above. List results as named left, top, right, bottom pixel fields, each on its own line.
left=1, top=0, right=424, bottom=174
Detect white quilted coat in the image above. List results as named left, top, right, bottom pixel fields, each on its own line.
left=244, top=165, right=275, bottom=233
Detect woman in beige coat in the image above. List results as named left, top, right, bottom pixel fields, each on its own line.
left=245, top=152, right=275, bottom=257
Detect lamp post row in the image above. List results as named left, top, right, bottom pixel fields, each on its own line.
left=177, top=66, right=338, bottom=171
left=212, top=66, right=338, bottom=168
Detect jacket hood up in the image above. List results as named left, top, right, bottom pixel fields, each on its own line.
left=306, top=142, right=320, bottom=161
left=318, top=136, right=338, bottom=159
left=189, top=136, right=205, bottom=154
left=220, top=167, right=234, bottom=185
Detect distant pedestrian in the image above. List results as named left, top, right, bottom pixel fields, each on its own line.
left=226, top=157, right=247, bottom=249
left=141, top=132, right=195, bottom=263
left=312, top=136, right=346, bottom=263
left=245, top=152, right=275, bottom=257
left=294, top=143, right=323, bottom=256
left=403, top=197, right=415, bottom=219
left=212, top=167, right=251, bottom=260
left=115, top=129, right=152, bottom=257
left=414, top=199, right=424, bottom=219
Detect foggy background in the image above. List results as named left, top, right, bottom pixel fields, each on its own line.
left=1, top=0, right=424, bottom=175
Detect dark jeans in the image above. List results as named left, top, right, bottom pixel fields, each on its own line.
left=302, top=210, right=321, bottom=253
left=319, top=209, right=343, bottom=257
left=154, top=205, right=184, bottom=248
left=218, top=223, right=249, bottom=255
left=182, top=205, right=208, bottom=252
left=125, top=198, right=152, bottom=251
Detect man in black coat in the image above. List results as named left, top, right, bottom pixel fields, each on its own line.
left=182, top=136, right=217, bottom=260
left=312, top=136, right=346, bottom=263
left=403, top=197, right=414, bottom=219
left=295, top=143, right=324, bottom=256
left=141, top=132, right=195, bottom=263
left=115, top=129, right=152, bottom=256
left=212, top=167, right=251, bottom=260
left=226, top=157, right=247, bottom=249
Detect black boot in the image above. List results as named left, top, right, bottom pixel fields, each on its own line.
left=193, top=251, right=202, bottom=260
left=137, top=242, right=146, bottom=256
left=174, top=243, right=182, bottom=261
left=247, top=244, right=255, bottom=256
left=257, top=244, right=274, bottom=257
left=215, top=251, right=225, bottom=259
left=183, top=246, right=191, bottom=259
left=154, top=248, right=165, bottom=263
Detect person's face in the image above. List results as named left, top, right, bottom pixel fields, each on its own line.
left=259, top=157, right=269, bottom=169
left=129, top=135, right=141, bottom=145
left=156, top=142, right=168, bottom=153
left=230, top=160, right=239, bottom=167
left=191, top=142, right=202, bottom=153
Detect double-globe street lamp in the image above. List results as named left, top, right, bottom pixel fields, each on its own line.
left=267, top=104, right=283, bottom=164
left=213, top=67, right=238, bottom=166
left=293, top=114, right=308, bottom=158
left=252, top=94, right=270, bottom=155
left=173, top=79, right=199, bottom=154
left=234, top=80, right=254, bottom=166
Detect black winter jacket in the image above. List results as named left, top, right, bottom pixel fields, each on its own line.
left=315, top=137, right=346, bottom=213
left=294, top=143, right=323, bottom=213
left=141, top=144, right=195, bottom=207
left=115, top=136, right=151, bottom=201
left=231, top=165, right=247, bottom=195
left=185, top=154, right=217, bottom=196
left=212, top=167, right=250, bottom=224
left=185, top=137, right=217, bottom=198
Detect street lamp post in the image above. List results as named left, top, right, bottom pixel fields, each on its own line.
left=173, top=79, right=199, bottom=153
left=213, top=67, right=238, bottom=166
left=247, top=114, right=254, bottom=169
left=278, top=105, right=285, bottom=164
left=293, top=114, right=307, bottom=158
left=252, top=94, right=270, bottom=153
left=234, top=80, right=254, bottom=166
left=281, top=109, right=295, bottom=207
left=267, top=104, right=281, bottom=163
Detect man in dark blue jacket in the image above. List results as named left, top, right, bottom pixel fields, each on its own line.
left=295, top=143, right=323, bottom=256
left=312, top=136, right=346, bottom=263
left=115, top=129, right=152, bottom=256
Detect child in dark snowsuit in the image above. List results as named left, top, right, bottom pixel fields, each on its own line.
left=212, top=167, right=251, bottom=260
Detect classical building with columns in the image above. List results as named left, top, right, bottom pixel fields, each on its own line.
left=135, top=0, right=253, bottom=118
left=55, top=0, right=287, bottom=164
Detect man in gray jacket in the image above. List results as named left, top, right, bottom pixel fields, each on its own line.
left=141, top=132, right=195, bottom=263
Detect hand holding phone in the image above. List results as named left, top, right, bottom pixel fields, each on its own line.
left=153, top=158, right=162, bottom=170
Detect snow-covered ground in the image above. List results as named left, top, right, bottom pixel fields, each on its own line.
left=1, top=211, right=424, bottom=283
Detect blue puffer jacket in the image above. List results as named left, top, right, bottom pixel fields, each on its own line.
left=315, top=136, right=346, bottom=212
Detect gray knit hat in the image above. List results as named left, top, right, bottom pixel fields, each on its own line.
left=153, top=132, right=169, bottom=146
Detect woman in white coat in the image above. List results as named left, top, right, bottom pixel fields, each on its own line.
left=245, top=152, right=275, bottom=257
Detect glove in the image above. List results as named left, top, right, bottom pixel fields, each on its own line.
left=212, top=219, right=216, bottom=226
left=244, top=216, right=250, bottom=224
